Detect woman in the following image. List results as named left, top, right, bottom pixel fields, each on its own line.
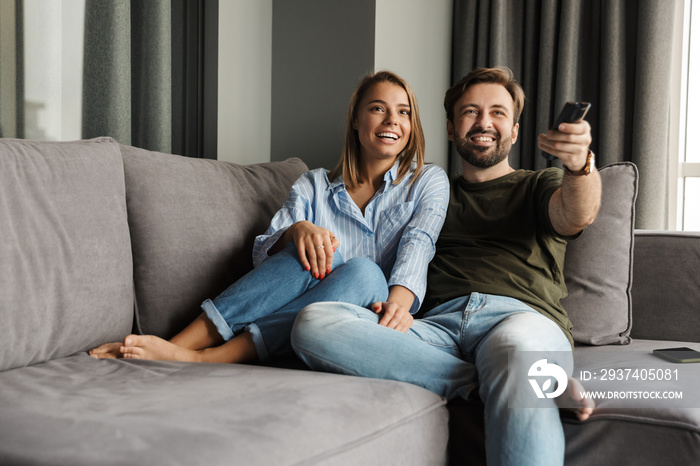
left=90, top=70, right=449, bottom=364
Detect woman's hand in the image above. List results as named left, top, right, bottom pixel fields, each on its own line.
left=371, top=285, right=416, bottom=333
left=372, top=301, right=413, bottom=333
left=288, top=221, right=340, bottom=279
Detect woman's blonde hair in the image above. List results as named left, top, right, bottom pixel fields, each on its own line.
left=329, top=71, right=425, bottom=187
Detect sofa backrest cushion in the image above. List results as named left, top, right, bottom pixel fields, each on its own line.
left=120, top=145, right=308, bottom=338
left=0, top=138, right=134, bottom=370
left=562, top=162, right=638, bottom=345
left=631, top=230, right=700, bottom=343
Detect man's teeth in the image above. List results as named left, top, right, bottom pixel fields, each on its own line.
left=377, top=132, right=399, bottom=140
left=473, top=136, right=494, bottom=142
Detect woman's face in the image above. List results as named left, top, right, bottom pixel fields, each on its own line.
left=353, top=82, right=412, bottom=163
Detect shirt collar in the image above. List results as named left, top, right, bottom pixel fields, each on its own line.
left=384, top=160, right=400, bottom=186
left=327, top=160, right=402, bottom=194
left=327, top=171, right=345, bottom=194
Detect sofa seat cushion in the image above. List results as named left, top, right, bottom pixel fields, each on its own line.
left=0, top=354, right=448, bottom=466
left=563, top=339, right=700, bottom=465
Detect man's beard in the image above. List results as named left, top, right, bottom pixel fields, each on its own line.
left=454, top=129, right=512, bottom=169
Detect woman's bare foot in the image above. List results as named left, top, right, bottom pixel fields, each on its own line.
left=92, top=332, right=257, bottom=364
left=120, top=335, right=202, bottom=362
left=89, top=342, right=124, bottom=359
left=557, top=377, right=595, bottom=421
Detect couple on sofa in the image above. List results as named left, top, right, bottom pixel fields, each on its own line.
left=91, top=66, right=600, bottom=465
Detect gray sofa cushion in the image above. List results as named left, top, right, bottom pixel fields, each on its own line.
left=562, top=162, right=638, bottom=345
left=120, top=145, right=308, bottom=338
left=0, top=354, right=449, bottom=465
left=630, top=231, right=700, bottom=343
left=564, top=339, right=700, bottom=465
left=0, top=138, right=133, bottom=371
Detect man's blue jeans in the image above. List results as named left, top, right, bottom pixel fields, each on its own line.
left=201, top=243, right=389, bottom=360
left=292, top=292, right=573, bottom=466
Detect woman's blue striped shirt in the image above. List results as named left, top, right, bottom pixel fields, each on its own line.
left=253, top=161, right=450, bottom=313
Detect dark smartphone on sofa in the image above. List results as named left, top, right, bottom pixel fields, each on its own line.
left=541, top=102, right=591, bottom=160
left=653, top=347, right=700, bottom=363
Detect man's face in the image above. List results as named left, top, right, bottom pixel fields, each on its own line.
left=448, top=83, right=519, bottom=169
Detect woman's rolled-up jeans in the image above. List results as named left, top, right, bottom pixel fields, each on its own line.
left=201, top=243, right=389, bottom=360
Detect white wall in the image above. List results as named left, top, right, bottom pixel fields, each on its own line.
left=217, top=0, right=272, bottom=165
left=375, top=0, right=453, bottom=170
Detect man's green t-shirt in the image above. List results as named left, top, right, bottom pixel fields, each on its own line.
left=422, top=168, right=575, bottom=347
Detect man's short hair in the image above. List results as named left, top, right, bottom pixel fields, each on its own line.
left=444, top=66, right=525, bottom=126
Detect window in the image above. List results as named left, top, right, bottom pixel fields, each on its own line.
left=0, top=0, right=217, bottom=158
left=675, top=0, right=700, bottom=230
left=25, top=0, right=84, bottom=141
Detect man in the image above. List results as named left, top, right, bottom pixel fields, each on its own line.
left=291, top=67, right=600, bottom=466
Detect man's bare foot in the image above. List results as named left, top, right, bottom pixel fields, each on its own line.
left=89, top=342, right=123, bottom=359
left=556, top=377, right=595, bottom=421
left=120, top=335, right=201, bottom=362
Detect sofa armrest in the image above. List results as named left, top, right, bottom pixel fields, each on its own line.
left=630, top=230, right=700, bottom=342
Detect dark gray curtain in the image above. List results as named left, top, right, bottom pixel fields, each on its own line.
left=450, top=0, right=676, bottom=229
left=0, top=0, right=24, bottom=139
left=82, top=0, right=171, bottom=153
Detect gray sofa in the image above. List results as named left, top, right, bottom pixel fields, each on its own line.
left=0, top=138, right=698, bottom=465
left=450, top=231, right=700, bottom=465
